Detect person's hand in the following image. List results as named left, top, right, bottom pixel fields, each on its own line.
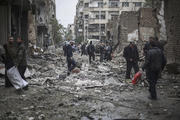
left=130, top=58, right=133, bottom=62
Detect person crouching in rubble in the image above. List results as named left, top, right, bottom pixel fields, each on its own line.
left=123, top=42, right=139, bottom=80
left=142, top=40, right=166, bottom=100
left=66, top=41, right=76, bottom=75
left=16, top=37, right=27, bottom=81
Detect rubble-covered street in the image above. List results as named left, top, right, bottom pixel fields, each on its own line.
left=0, top=49, right=180, bottom=120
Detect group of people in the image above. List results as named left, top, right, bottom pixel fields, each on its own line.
left=123, top=37, right=166, bottom=100
left=0, top=36, right=28, bottom=91
left=80, top=42, right=113, bottom=63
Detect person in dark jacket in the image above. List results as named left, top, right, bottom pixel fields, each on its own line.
left=87, top=41, right=95, bottom=64
left=154, top=37, right=164, bottom=51
left=66, top=41, right=76, bottom=75
left=123, top=42, right=139, bottom=79
left=81, top=43, right=86, bottom=56
left=3, top=36, right=18, bottom=87
left=143, top=40, right=166, bottom=100
left=99, top=42, right=105, bottom=62
left=143, top=37, right=154, bottom=57
left=16, top=37, right=27, bottom=80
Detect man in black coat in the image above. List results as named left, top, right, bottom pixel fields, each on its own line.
left=123, top=42, right=139, bottom=79
left=87, top=41, right=95, bottom=64
left=66, top=42, right=76, bottom=75
left=143, top=40, right=166, bottom=100
left=81, top=43, right=86, bottom=56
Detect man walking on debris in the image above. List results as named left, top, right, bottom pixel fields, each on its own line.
left=66, top=41, right=76, bottom=75
left=143, top=40, right=166, bottom=100
left=123, top=42, right=139, bottom=79
left=87, top=41, right=95, bottom=64
left=81, top=43, right=86, bottom=56
left=16, top=37, right=27, bottom=81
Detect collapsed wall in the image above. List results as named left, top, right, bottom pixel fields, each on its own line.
left=163, top=0, right=180, bottom=73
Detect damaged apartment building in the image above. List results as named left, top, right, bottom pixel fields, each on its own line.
left=75, top=0, right=146, bottom=42
left=0, top=0, right=56, bottom=49
left=107, top=0, right=180, bottom=73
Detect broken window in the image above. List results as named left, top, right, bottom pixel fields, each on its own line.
left=111, top=14, right=118, bottom=20
left=109, top=11, right=119, bottom=20
left=122, top=2, right=129, bottom=7
left=88, top=24, right=105, bottom=32
left=109, top=0, right=119, bottom=8
left=133, top=2, right=142, bottom=7
left=100, top=24, right=105, bottom=32
left=85, top=15, right=89, bottom=19
left=80, top=1, right=83, bottom=6
left=88, top=24, right=99, bottom=32
left=95, top=11, right=106, bottom=19
left=98, top=1, right=104, bottom=8
left=84, top=3, right=89, bottom=8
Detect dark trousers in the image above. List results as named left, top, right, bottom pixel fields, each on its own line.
left=18, top=66, right=27, bottom=80
left=107, top=53, right=112, bottom=61
left=81, top=51, right=85, bottom=56
left=147, top=70, right=159, bottom=99
left=126, top=61, right=139, bottom=79
left=100, top=53, right=104, bottom=62
left=89, top=54, right=95, bottom=64
left=67, top=57, right=76, bottom=72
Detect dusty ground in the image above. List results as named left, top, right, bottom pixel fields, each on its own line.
left=0, top=50, right=180, bottom=120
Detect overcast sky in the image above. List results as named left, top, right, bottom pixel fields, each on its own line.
left=56, top=0, right=78, bottom=28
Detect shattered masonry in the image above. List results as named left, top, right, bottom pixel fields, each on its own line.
left=106, top=0, right=180, bottom=73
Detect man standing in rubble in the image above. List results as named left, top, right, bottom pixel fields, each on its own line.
left=87, top=41, right=95, bottom=64
left=81, top=43, right=86, bottom=56
left=3, top=36, right=17, bottom=87
left=123, top=42, right=139, bottom=79
left=16, top=37, right=27, bottom=81
left=143, top=40, right=166, bottom=100
left=66, top=41, right=76, bottom=75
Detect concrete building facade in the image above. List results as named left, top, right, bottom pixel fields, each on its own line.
left=75, top=0, right=145, bottom=42
left=0, top=0, right=56, bottom=49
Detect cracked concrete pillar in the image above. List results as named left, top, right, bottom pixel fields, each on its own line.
left=28, top=10, right=36, bottom=46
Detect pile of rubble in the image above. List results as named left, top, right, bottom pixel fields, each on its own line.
left=0, top=48, right=180, bottom=120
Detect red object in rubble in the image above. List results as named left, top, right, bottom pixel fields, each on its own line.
left=132, top=71, right=142, bottom=85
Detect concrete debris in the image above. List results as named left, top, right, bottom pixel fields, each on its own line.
left=0, top=48, right=180, bottom=120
